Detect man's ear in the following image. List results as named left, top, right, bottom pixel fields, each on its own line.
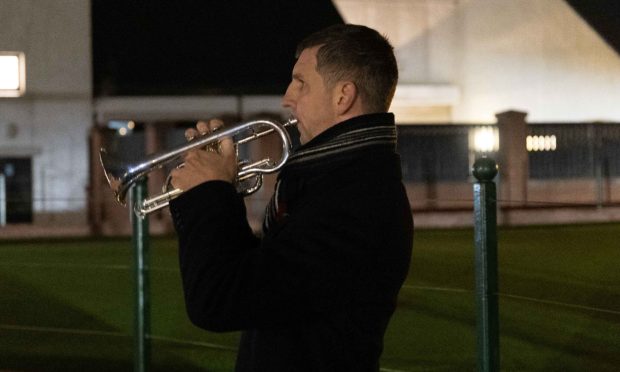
left=333, top=81, right=358, bottom=115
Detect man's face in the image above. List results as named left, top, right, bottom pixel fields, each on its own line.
left=282, top=46, right=336, bottom=145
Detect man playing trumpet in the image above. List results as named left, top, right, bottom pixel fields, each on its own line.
left=170, top=24, right=413, bottom=371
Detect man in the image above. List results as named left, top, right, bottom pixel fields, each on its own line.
left=170, top=24, right=413, bottom=371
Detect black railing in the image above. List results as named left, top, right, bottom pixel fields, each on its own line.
left=396, top=122, right=620, bottom=182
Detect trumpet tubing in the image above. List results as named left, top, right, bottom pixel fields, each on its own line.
left=100, top=118, right=297, bottom=217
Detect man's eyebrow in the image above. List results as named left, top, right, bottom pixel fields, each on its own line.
left=292, top=72, right=303, bottom=80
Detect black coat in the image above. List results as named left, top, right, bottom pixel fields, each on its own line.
left=170, top=114, right=414, bottom=371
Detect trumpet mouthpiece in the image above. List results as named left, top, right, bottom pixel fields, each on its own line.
left=284, top=118, right=298, bottom=127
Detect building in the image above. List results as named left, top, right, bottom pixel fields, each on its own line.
left=1, top=0, right=91, bottom=235
left=1, top=0, right=619, bottom=237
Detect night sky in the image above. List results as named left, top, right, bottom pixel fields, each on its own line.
left=92, top=0, right=343, bottom=96
left=566, top=0, right=620, bottom=56
left=92, top=1, right=620, bottom=98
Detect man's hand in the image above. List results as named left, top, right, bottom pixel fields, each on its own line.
left=170, top=119, right=237, bottom=192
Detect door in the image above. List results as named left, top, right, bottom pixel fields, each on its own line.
left=0, top=157, right=33, bottom=223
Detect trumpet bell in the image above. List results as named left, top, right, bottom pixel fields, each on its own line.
left=100, top=147, right=160, bottom=206
left=99, top=148, right=130, bottom=205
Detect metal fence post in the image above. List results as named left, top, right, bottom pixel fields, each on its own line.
left=472, top=157, right=499, bottom=372
left=130, top=178, right=151, bottom=372
left=0, top=174, right=6, bottom=226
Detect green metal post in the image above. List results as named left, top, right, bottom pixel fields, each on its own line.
left=130, top=178, right=151, bottom=372
left=472, top=157, right=499, bottom=372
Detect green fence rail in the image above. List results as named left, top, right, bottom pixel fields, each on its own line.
left=472, top=157, right=500, bottom=372
left=131, top=178, right=151, bottom=372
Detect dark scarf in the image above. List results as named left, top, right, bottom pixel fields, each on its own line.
left=263, top=113, right=397, bottom=233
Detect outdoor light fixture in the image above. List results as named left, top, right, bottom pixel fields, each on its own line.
left=0, top=52, right=26, bottom=97
left=107, top=120, right=136, bottom=136
left=526, top=135, right=557, bottom=152
left=469, top=126, right=500, bottom=153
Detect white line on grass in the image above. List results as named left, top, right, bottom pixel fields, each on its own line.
left=402, top=285, right=620, bottom=316
left=499, top=293, right=620, bottom=316
left=1, top=324, right=406, bottom=368
left=403, top=285, right=468, bottom=293
left=0, top=324, right=236, bottom=352
left=0, top=262, right=177, bottom=272
left=149, top=334, right=237, bottom=351
left=381, top=367, right=455, bottom=372
left=1, top=323, right=408, bottom=370
left=3, top=262, right=618, bottom=316
left=0, top=324, right=126, bottom=338
left=4, top=262, right=618, bottom=316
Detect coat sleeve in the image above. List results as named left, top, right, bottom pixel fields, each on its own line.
left=170, top=179, right=412, bottom=332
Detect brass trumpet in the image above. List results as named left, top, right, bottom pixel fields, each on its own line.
left=100, top=118, right=297, bottom=217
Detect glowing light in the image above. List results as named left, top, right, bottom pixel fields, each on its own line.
left=0, top=56, right=19, bottom=89
left=470, top=126, right=499, bottom=152
left=0, top=53, right=25, bottom=96
left=108, top=120, right=136, bottom=136
left=526, top=135, right=557, bottom=152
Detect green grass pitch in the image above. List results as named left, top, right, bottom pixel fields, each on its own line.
left=1, top=223, right=619, bottom=371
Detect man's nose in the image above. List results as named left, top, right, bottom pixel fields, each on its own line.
left=281, top=85, right=295, bottom=108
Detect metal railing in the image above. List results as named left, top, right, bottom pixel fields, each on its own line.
left=397, top=122, right=620, bottom=183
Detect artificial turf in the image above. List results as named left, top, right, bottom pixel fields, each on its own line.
left=1, top=223, right=619, bottom=371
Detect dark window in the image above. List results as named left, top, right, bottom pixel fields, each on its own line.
left=0, top=157, right=32, bottom=223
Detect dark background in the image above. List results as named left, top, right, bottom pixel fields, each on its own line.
left=566, top=0, right=620, bottom=56
left=92, top=0, right=619, bottom=97
left=92, top=0, right=343, bottom=96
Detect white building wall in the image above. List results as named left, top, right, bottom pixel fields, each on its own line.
left=333, top=0, right=620, bottom=123
left=0, top=0, right=91, bottom=216
left=2, top=0, right=618, bottom=224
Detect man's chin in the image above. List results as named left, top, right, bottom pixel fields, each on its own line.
left=297, top=129, right=308, bottom=145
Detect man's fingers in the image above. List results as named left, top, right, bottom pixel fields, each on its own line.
left=174, top=118, right=237, bottom=189
left=219, top=136, right=235, bottom=159
left=184, top=148, right=212, bottom=162
left=169, top=167, right=180, bottom=189
left=185, top=128, right=198, bottom=141
left=208, top=119, right=224, bottom=132
left=196, top=121, right=209, bottom=135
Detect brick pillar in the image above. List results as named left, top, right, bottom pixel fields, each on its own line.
left=88, top=126, right=104, bottom=236
left=496, top=110, right=528, bottom=207
left=144, top=121, right=163, bottom=189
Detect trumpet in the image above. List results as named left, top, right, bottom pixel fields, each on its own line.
left=100, top=118, right=297, bottom=217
